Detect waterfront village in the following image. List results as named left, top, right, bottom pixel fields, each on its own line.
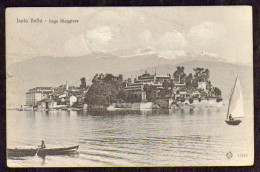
left=20, top=66, right=223, bottom=111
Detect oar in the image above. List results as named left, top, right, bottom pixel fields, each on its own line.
left=35, top=146, right=41, bottom=156
left=36, top=148, right=40, bottom=154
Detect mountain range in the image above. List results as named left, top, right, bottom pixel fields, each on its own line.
left=6, top=53, right=253, bottom=107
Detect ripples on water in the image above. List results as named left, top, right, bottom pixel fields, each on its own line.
left=7, top=105, right=253, bottom=167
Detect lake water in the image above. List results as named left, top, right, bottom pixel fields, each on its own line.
left=7, top=103, right=254, bottom=167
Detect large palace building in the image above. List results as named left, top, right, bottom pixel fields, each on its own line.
left=25, top=82, right=83, bottom=106
left=124, top=71, right=172, bottom=101
left=124, top=71, right=171, bottom=92
left=26, top=87, right=53, bottom=106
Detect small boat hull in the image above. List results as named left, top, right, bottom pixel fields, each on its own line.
left=37, top=145, right=79, bottom=156
left=7, top=145, right=79, bottom=157
left=225, top=119, right=242, bottom=125
left=7, top=148, right=38, bottom=157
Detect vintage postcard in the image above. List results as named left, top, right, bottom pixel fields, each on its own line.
left=6, top=7, right=253, bottom=167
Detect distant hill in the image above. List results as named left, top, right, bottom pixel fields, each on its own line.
left=6, top=53, right=253, bottom=107
left=7, top=53, right=174, bottom=107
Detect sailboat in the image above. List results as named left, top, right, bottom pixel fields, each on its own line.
left=225, top=76, right=244, bottom=125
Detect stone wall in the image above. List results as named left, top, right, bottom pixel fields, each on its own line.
left=154, top=98, right=169, bottom=109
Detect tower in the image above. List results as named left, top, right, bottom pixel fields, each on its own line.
left=65, top=81, right=69, bottom=90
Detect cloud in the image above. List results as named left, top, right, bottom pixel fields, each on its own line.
left=137, top=30, right=188, bottom=59
left=187, top=21, right=225, bottom=50
left=6, top=8, right=252, bottom=65
left=81, top=9, right=189, bottom=59
left=64, top=34, right=91, bottom=57
left=158, top=30, right=187, bottom=50
left=158, top=50, right=186, bottom=59
left=87, top=26, right=113, bottom=45
left=141, top=30, right=152, bottom=44
left=83, top=10, right=136, bottom=53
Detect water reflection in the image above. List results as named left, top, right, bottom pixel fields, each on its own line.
left=7, top=107, right=253, bottom=167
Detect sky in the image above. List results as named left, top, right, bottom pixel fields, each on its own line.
left=6, top=7, right=253, bottom=65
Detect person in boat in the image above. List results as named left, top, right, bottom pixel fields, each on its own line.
left=40, top=140, right=46, bottom=148
left=229, top=114, right=234, bottom=121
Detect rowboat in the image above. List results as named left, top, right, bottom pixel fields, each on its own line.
left=37, top=145, right=79, bottom=156
left=7, top=145, right=79, bottom=157
left=7, top=148, right=38, bottom=157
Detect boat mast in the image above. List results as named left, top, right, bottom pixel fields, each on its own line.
left=226, top=76, right=238, bottom=119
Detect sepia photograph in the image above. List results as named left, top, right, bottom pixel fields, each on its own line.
left=6, top=7, right=253, bottom=167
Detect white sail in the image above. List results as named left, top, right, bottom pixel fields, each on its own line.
left=229, top=78, right=244, bottom=118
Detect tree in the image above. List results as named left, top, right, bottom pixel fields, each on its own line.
left=193, top=68, right=204, bottom=81
left=193, top=68, right=210, bottom=82
left=118, top=90, right=126, bottom=101
left=173, top=70, right=180, bottom=82
left=180, top=73, right=186, bottom=84
left=148, top=88, right=158, bottom=101
left=85, top=74, right=123, bottom=107
left=214, top=87, right=222, bottom=96
left=206, top=81, right=212, bottom=91
left=118, top=74, right=123, bottom=81
left=173, top=66, right=186, bottom=83
left=80, top=77, right=87, bottom=89
left=169, top=79, right=175, bottom=91
left=203, top=69, right=210, bottom=81
left=104, top=74, right=114, bottom=82
left=185, top=73, right=193, bottom=89
left=92, top=74, right=99, bottom=83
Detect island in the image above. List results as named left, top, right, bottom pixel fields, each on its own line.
left=21, top=66, right=223, bottom=111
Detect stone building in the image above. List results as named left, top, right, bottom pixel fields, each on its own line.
left=26, top=87, right=52, bottom=106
